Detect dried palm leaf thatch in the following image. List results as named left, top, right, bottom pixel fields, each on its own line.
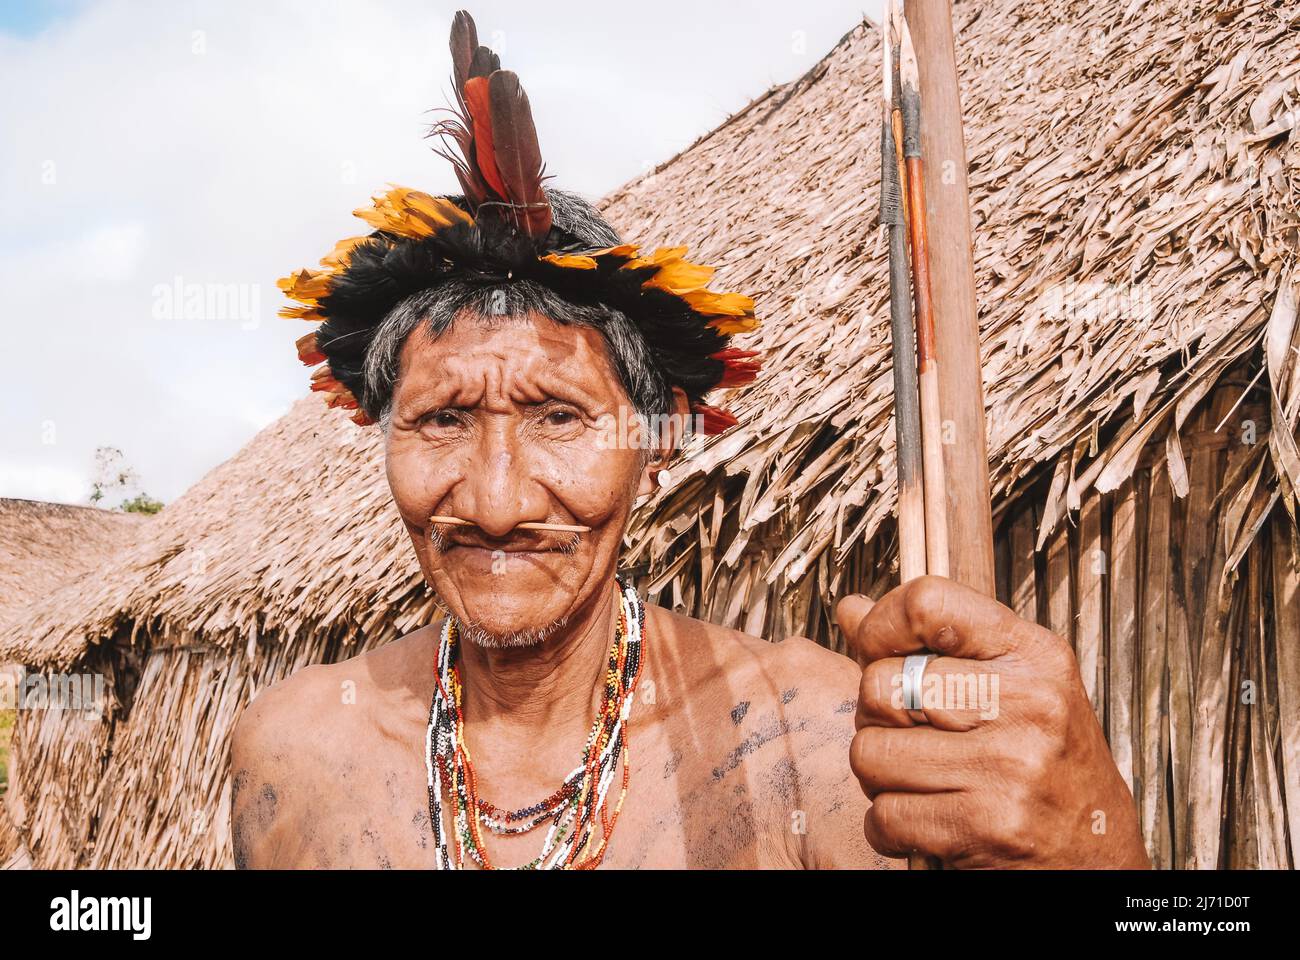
left=0, top=499, right=148, bottom=868
left=0, top=499, right=148, bottom=626
left=2, top=0, right=1298, bottom=868
left=0, top=790, right=28, bottom=868
left=602, top=0, right=1300, bottom=868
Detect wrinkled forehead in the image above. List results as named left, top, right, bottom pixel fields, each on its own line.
left=393, top=308, right=628, bottom=409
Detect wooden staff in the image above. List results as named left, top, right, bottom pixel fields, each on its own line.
left=895, top=0, right=993, bottom=871
left=896, top=8, right=950, bottom=579
left=880, top=26, right=927, bottom=585
left=904, top=0, right=997, bottom=596
left=881, top=7, right=944, bottom=872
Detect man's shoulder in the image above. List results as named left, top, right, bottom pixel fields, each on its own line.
left=231, top=657, right=347, bottom=752
left=237, top=661, right=338, bottom=734
left=228, top=654, right=355, bottom=868
left=231, top=625, right=437, bottom=757
left=228, top=626, right=438, bottom=868
left=649, top=604, right=860, bottom=715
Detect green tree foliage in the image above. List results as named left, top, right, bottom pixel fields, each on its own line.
left=88, top=446, right=165, bottom=514
left=120, top=494, right=164, bottom=515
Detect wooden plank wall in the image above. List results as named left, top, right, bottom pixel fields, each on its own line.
left=991, top=393, right=1296, bottom=868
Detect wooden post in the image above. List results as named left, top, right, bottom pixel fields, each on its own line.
left=903, top=0, right=996, bottom=597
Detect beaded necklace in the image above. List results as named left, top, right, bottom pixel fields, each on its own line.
left=425, top=577, right=646, bottom=870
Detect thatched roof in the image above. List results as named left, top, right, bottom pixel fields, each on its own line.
left=0, top=408, right=429, bottom=668
left=6, top=0, right=1298, bottom=668
left=0, top=499, right=148, bottom=637
left=608, top=0, right=1300, bottom=615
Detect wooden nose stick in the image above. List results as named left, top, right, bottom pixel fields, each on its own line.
left=427, top=515, right=592, bottom=534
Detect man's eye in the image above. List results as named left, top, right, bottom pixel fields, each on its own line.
left=546, top=409, right=577, bottom=426
left=428, top=410, right=461, bottom=428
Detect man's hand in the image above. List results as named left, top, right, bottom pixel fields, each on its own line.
left=838, top=576, right=1150, bottom=869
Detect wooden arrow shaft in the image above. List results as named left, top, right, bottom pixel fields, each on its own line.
left=906, top=0, right=996, bottom=597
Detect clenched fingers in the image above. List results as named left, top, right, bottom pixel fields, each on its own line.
left=862, top=790, right=974, bottom=863
left=849, top=724, right=980, bottom=797
left=856, top=655, right=1003, bottom=731
left=838, top=577, right=1078, bottom=681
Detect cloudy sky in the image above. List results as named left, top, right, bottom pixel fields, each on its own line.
left=0, top=0, right=882, bottom=507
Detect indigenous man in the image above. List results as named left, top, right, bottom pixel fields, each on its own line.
left=230, top=12, right=1149, bottom=870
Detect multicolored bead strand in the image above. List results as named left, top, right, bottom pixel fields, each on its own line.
left=425, top=577, right=646, bottom=870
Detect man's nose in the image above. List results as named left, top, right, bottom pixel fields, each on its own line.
left=455, top=429, right=550, bottom=538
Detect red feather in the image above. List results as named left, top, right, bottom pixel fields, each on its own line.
left=710, top=348, right=762, bottom=387
left=693, top=402, right=739, bottom=435
left=431, top=10, right=551, bottom=239
left=431, top=11, right=492, bottom=205
left=463, top=75, right=507, bottom=200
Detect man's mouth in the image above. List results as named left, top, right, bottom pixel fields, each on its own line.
left=428, top=527, right=583, bottom=557
left=448, top=542, right=564, bottom=555
left=440, top=542, right=577, bottom=576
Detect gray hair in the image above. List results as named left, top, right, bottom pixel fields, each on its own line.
left=360, top=190, right=674, bottom=455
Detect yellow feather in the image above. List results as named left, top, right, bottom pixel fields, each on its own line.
left=277, top=269, right=332, bottom=302
left=624, top=245, right=688, bottom=271
left=353, top=187, right=474, bottom=240
left=319, top=236, right=370, bottom=270
left=707, top=314, right=760, bottom=335
left=681, top=290, right=755, bottom=317
left=644, top=259, right=715, bottom=295
left=589, top=244, right=639, bottom=259
left=354, top=193, right=432, bottom=239
left=279, top=304, right=325, bottom=321
left=541, top=253, right=598, bottom=269
left=402, top=190, right=473, bottom=230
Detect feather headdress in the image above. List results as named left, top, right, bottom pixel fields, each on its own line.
left=280, top=9, right=760, bottom=432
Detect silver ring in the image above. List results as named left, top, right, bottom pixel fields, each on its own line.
left=902, top=653, right=937, bottom=723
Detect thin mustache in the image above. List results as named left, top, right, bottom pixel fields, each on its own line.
left=425, top=522, right=583, bottom=556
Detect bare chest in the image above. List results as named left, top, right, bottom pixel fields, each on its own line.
left=270, top=714, right=810, bottom=869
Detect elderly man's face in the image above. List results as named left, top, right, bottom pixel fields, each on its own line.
left=385, top=309, right=675, bottom=645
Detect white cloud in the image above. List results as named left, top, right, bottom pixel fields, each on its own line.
left=0, top=0, right=881, bottom=506
left=0, top=461, right=88, bottom=506
left=81, top=223, right=148, bottom=283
